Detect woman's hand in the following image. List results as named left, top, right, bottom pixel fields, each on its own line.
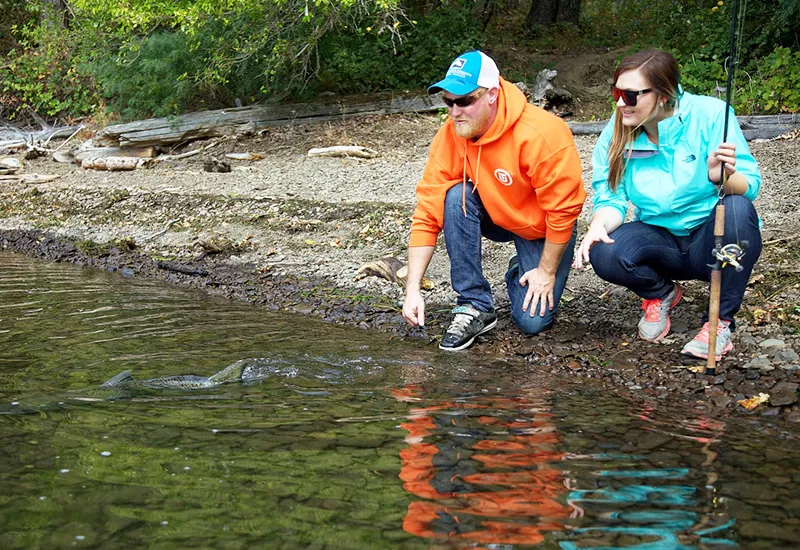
left=573, top=223, right=615, bottom=269
left=708, top=142, right=737, bottom=183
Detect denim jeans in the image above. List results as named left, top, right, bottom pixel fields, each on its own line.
left=443, top=182, right=577, bottom=335
left=588, top=194, right=761, bottom=330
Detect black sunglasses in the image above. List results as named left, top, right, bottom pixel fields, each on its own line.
left=443, top=88, right=487, bottom=108
left=612, top=86, right=653, bottom=107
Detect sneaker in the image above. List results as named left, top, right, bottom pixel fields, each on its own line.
left=508, top=253, right=519, bottom=273
left=439, top=305, right=497, bottom=351
left=638, top=283, right=683, bottom=342
left=681, top=320, right=733, bottom=360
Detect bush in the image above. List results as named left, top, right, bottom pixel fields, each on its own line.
left=737, top=47, right=800, bottom=114
left=91, top=32, right=207, bottom=120
left=315, top=4, right=482, bottom=95
left=0, top=25, right=98, bottom=119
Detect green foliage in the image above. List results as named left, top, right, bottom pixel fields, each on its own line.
left=91, top=31, right=204, bottom=120
left=0, top=0, right=35, bottom=55
left=2, top=0, right=798, bottom=120
left=315, top=3, right=482, bottom=94
left=736, top=47, right=800, bottom=113
left=0, top=24, right=98, bottom=119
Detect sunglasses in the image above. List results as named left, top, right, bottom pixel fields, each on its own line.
left=443, top=88, right=487, bottom=108
left=612, top=86, right=653, bottom=107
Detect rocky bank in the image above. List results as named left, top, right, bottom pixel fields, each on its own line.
left=1, top=113, right=799, bottom=421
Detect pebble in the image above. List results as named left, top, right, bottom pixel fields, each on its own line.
left=744, top=357, right=773, bottom=371
left=769, top=382, right=799, bottom=406
left=759, top=338, right=785, bottom=349
left=774, top=348, right=800, bottom=364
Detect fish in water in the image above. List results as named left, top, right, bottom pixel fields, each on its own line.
left=2, top=358, right=299, bottom=414
left=101, top=360, right=247, bottom=390
left=100, top=358, right=299, bottom=391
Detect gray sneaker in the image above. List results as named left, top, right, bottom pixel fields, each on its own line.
left=440, top=305, right=497, bottom=351
left=638, top=283, right=683, bottom=342
left=681, top=320, right=733, bottom=360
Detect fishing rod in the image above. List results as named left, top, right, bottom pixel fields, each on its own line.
left=705, top=0, right=746, bottom=376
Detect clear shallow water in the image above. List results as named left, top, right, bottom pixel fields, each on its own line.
left=0, top=251, right=798, bottom=549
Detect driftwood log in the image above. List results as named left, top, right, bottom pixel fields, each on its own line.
left=307, top=146, right=378, bottom=159
left=0, top=174, right=60, bottom=184
left=74, top=146, right=157, bottom=163
left=96, top=96, right=446, bottom=148
left=0, top=158, right=23, bottom=175
left=81, top=156, right=152, bottom=171
left=94, top=95, right=800, bottom=148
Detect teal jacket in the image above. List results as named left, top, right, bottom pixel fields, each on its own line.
left=591, top=91, right=761, bottom=236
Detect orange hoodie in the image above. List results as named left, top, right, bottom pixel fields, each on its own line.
left=410, top=78, right=586, bottom=247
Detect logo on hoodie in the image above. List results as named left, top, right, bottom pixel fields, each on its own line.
left=494, top=168, right=513, bottom=186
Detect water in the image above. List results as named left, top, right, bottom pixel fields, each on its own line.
left=0, top=251, right=798, bottom=549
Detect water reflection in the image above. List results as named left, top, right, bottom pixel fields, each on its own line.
left=395, top=386, right=569, bottom=545
left=393, top=383, right=742, bottom=549
left=1, top=251, right=799, bottom=548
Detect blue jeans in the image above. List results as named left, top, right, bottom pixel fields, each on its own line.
left=443, top=182, right=577, bottom=335
left=588, top=194, right=761, bottom=330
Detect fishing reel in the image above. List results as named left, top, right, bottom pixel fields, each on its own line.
left=712, top=241, right=748, bottom=272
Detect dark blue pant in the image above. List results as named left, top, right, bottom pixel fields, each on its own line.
left=588, top=195, right=761, bottom=330
left=443, top=182, right=576, bottom=335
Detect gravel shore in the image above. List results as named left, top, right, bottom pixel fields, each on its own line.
left=2, top=113, right=799, bottom=420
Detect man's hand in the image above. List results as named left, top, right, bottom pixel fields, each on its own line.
left=708, top=142, right=737, bottom=183
left=520, top=268, right=556, bottom=317
left=573, top=223, right=615, bottom=269
left=403, top=290, right=426, bottom=327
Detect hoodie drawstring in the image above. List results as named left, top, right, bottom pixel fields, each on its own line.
left=461, top=140, right=483, bottom=216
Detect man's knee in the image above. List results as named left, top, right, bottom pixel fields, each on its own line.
left=511, top=308, right=555, bottom=335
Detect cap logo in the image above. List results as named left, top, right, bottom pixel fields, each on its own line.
left=450, top=58, right=466, bottom=70
left=494, top=168, right=513, bottom=186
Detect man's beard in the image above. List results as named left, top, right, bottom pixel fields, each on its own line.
left=453, top=108, right=490, bottom=139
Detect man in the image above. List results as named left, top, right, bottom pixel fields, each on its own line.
left=403, top=50, right=586, bottom=351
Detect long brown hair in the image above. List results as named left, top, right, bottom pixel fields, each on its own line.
left=607, top=50, right=680, bottom=192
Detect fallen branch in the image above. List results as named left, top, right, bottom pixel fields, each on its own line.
left=46, top=125, right=85, bottom=147
left=156, top=261, right=209, bottom=277
left=144, top=218, right=181, bottom=242
left=0, top=140, right=27, bottom=154
left=763, top=233, right=800, bottom=246
left=308, top=145, right=378, bottom=159
left=0, top=173, right=60, bottom=184
left=155, top=140, right=219, bottom=163
left=0, top=158, right=23, bottom=175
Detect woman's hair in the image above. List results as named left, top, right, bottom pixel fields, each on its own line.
left=607, top=50, right=680, bottom=192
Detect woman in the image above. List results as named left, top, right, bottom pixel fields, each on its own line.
left=573, top=50, right=762, bottom=360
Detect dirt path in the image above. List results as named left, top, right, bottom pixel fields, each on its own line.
left=2, top=113, right=799, bottom=421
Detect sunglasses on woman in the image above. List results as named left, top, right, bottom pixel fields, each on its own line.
left=443, top=88, right=487, bottom=108
left=612, top=86, right=653, bottom=107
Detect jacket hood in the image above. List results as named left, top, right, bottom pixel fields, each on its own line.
left=470, top=77, right=528, bottom=145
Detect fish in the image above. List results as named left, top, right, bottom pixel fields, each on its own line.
left=100, top=358, right=300, bottom=391
left=101, top=360, right=247, bottom=390
left=2, top=358, right=299, bottom=414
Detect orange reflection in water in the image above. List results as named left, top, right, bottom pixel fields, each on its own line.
left=395, top=385, right=570, bottom=546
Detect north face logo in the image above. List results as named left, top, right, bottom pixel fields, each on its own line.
left=494, top=168, right=513, bottom=186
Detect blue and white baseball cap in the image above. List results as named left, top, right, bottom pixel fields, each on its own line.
left=428, top=51, right=500, bottom=95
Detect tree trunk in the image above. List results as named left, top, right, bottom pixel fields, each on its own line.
left=526, top=0, right=559, bottom=28
left=556, top=0, right=581, bottom=25
left=40, top=0, right=71, bottom=29
left=525, top=0, right=582, bottom=29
